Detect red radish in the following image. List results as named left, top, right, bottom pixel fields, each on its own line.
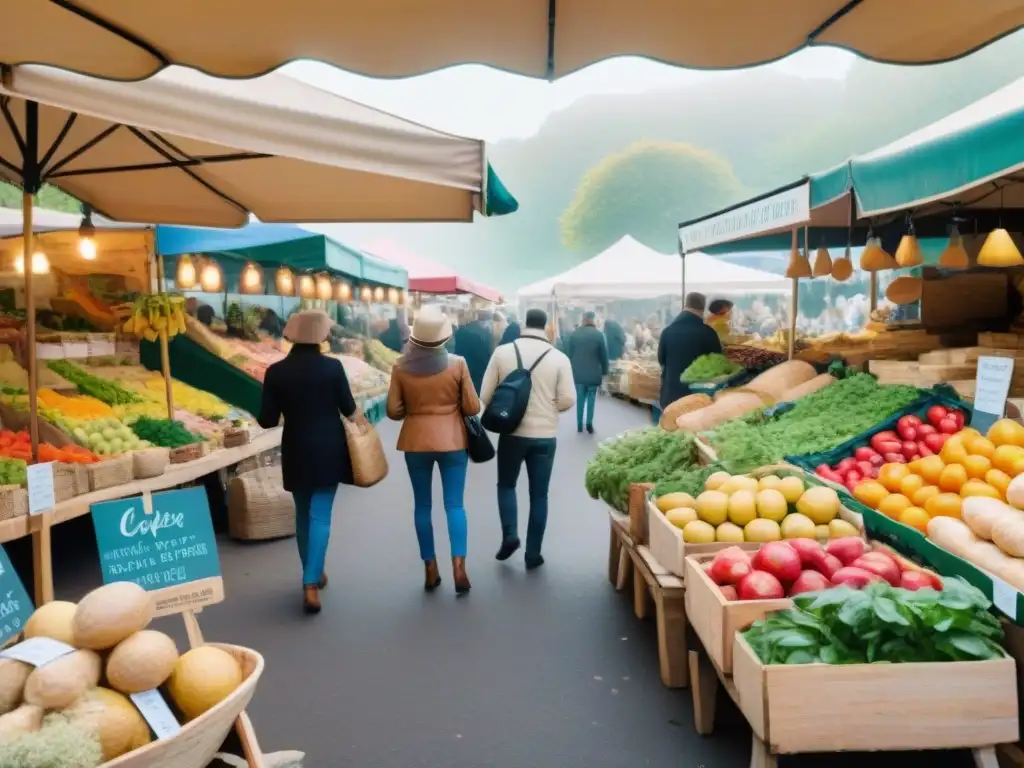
left=737, top=571, right=785, bottom=600
left=873, top=439, right=902, bottom=455
left=917, top=424, right=937, bottom=436
left=852, top=552, right=901, bottom=586
left=836, top=457, right=858, bottom=474
left=786, top=538, right=823, bottom=565
left=805, top=550, right=843, bottom=579
left=900, top=441, right=918, bottom=459
left=938, top=418, right=958, bottom=434
left=950, top=411, right=965, bottom=429
left=883, top=453, right=906, bottom=464
left=719, top=585, right=739, bottom=601
left=831, top=567, right=881, bottom=589
left=923, top=433, right=947, bottom=453
left=825, top=537, right=866, bottom=566
left=751, top=541, right=802, bottom=584
left=854, top=446, right=878, bottom=462
left=926, top=405, right=948, bottom=426
left=708, top=547, right=753, bottom=586
left=900, top=571, right=937, bottom=591
left=788, top=570, right=832, bottom=596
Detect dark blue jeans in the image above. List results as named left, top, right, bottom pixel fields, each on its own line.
left=497, top=435, right=557, bottom=559
left=575, top=384, right=598, bottom=429
left=405, top=451, right=469, bottom=560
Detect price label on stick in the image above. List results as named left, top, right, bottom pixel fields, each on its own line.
left=1, top=637, right=74, bottom=667
left=26, top=462, right=55, bottom=516
left=131, top=689, right=181, bottom=739
left=973, top=356, right=1015, bottom=435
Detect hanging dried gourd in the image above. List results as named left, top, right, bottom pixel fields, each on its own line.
left=812, top=244, right=832, bottom=277
left=885, top=276, right=923, bottom=305
left=831, top=244, right=853, bottom=281
left=860, top=236, right=897, bottom=271
left=895, top=232, right=923, bottom=267
left=977, top=228, right=1024, bottom=268
left=939, top=225, right=969, bottom=270
left=785, top=246, right=812, bottom=278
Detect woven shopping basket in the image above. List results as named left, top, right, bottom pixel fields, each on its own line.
left=133, top=447, right=170, bottom=479
left=0, top=485, right=27, bottom=521
left=343, top=417, right=388, bottom=488
left=88, top=455, right=135, bottom=492
left=228, top=465, right=295, bottom=541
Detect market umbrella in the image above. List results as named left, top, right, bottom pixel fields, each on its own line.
left=2, top=1, right=1022, bottom=80
left=0, top=63, right=517, bottom=455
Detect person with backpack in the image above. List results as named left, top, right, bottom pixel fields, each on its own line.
left=480, top=309, right=575, bottom=569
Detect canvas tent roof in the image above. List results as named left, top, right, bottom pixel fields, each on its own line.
left=360, top=238, right=502, bottom=302
left=516, top=236, right=789, bottom=301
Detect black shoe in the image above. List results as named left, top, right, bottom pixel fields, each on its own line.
left=586, top=424, right=594, bottom=434
left=525, top=554, right=545, bottom=571
left=495, top=537, right=521, bottom=561
left=577, top=426, right=583, bottom=433
left=424, top=559, right=442, bottom=592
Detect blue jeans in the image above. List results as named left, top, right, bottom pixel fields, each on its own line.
left=292, top=487, right=338, bottom=586
left=405, top=451, right=469, bottom=561
left=497, top=435, right=557, bottom=559
left=576, top=385, right=598, bottom=429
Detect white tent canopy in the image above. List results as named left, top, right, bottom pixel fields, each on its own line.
left=517, top=235, right=789, bottom=301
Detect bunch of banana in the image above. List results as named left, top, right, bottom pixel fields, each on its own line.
left=121, top=293, right=188, bottom=342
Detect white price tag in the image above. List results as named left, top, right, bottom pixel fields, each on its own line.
left=992, top=577, right=1018, bottom=620
left=1, top=637, right=75, bottom=667
left=26, top=462, right=55, bottom=516
left=130, top=689, right=181, bottom=739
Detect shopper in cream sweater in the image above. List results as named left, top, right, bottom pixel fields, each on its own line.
left=480, top=309, right=575, bottom=569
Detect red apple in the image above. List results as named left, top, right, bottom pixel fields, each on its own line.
left=788, top=570, right=832, bottom=596
left=786, top=538, right=823, bottom=566
left=708, top=546, right=753, bottom=586
left=900, top=571, right=938, bottom=591
left=825, top=537, right=866, bottom=566
left=805, top=550, right=843, bottom=579
left=831, top=567, right=881, bottom=589
left=719, top=585, right=739, bottom=601
left=751, top=541, right=802, bottom=584
left=852, top=552, right=901, bottom=586
left=737, top=570, right=785, bottom=600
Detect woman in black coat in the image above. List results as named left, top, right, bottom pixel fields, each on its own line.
left=258, top=310, right=366, bottom=614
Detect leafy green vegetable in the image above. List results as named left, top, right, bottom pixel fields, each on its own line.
left=46, top=360, right=143, bottom=405
left=681, top=353, right=741, bottom=383
left=129, top=417, right=202, bottom=448
left=584, top=428, right=699, bottom=511
left=743, top=578, right=1004, bottom=665
left=705, top=374, right=921, bottom=472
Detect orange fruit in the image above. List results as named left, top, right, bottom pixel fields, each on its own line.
left=962, top=454, right=992, bottom=480
left=852, top=480, right=889, bottom=510
left=925, top=492, right=963, bottom=519
left=960, top=480, right=1002, bottom=499
left=985, top=468, right=1012, bottom=499
left=878, top=463, right=911, bottom=493
left=937, top=463, right=968, bottom=493
left=877, top=493, right=912, bottom=520
left=959, top=428, right=982, bottom=440
left=964, top=435, right=996, bottom=459
left=940, top=436, right=969, bottom=466
left=899, top=506, right=931, bottom=533
left=911, top=484, right=941, bottom=507
left=992, top=444, right=1024, bottom=475
left=916, top=455, right=945, bottom=485
left=898, top=473, right=925, bottom=498
left=987, top=419, right=1024, bottom=448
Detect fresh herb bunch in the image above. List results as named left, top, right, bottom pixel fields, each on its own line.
left=707, top=374, right=921, bottom=472
left=129, top=417, right=202, bottom=448
left=743, top=578, right=1004, bottom=665
left=46, top=361, right=143, bottom=405
left=584, top=428, right=698, bottom=511
left=681, top=353, right=742, bottom=383
left=653, top=463, right=727, bottom=499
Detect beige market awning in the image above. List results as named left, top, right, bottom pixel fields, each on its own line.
left=2, top=1, right=1022, bottom=80
left=0, top=65, right=499, bottom=225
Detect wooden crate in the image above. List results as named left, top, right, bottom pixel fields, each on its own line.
left=694, top=434, right=718, bottom=466
left=607, top=507, right=633, bottom=593
left=684, top=553, right=790, bottom=675
left=628, top=483, right=652, bottom=544
left=647, top=499, right=759, bottom=579
left=627, top=544, right=689, bottom=688
left=981, top=332, right=1023, bottom=349
left=731, top=634, right=1018, bottom=755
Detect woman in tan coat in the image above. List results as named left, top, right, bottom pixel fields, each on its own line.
left=388, top=306, right=480, bottom=594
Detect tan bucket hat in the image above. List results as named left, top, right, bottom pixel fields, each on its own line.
left=410, top=305, right=453, bottom=348
left=283, top=310, right=333, bottom=345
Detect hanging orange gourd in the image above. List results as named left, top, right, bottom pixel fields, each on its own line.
left=939, top=225, right=969, bottom=270
left=895, top=229, right=924, bottom=267
left=812, top=242, right=832, bottom=277
left=860, top=236, right=897, bottom=271
left=977, top=228, right=1024, bottom=268
left=785, top=246, right=811, bottom=278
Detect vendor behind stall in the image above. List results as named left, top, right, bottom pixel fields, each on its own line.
left=184, top=296, right=216, bottom=327
left=259, top=307, right=284, bottom=338
left=707, top=299, right=734, bottom=344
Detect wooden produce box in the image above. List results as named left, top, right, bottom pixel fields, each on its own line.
left=647, top=499, right=759, bottom=579
left=731, top=634, right=1018, bottom=754
left=694, top=434, right=718, bottom=466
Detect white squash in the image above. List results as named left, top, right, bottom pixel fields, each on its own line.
left=962, top=497, right=1023, bottom=540
left=0, top=705, right=43, bottom=744
left=73, top=582, right=154, bottom=650
left=23, top=601, right=77, bottom=646
left=106, top=630, right=179, bottom=695
left=991, top=514, right=1024, bottom=557
left=23, top=650, right=101, bottom=710
left=0, top=660, right=31, bottom=716
left=1006, top=473, right=1024, bottom=509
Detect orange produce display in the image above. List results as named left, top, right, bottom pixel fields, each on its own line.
left=0, top=430, right=100, bottom=464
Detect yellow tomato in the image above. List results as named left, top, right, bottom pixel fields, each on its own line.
left=960, top=480, right=1002, bottom=499
left=853, top=480, right=889, bottom=510
left=964, top=434, right=996, bottom=459
left=899, top=506, right=931, bottom=533
left=911, top=484, right=941, bottom=508
left=898, top=473, right=926, bottom=499
left=993, top=445, right=1024, bottom=476
left=916, top=455, right=946, bottom=485
left=962, top=454, right=992, bottom=480
left=937, top=463, right=968, bottom=493
left=940, top=436, right=969, bottom=466
left=878, top=493, right=912, bottom=520
left=986, top=468, right=1012, bottom=499
left=878, top=463, right=910, bottom=494
left=925, top=492, right=963, bottom=519
left=987, top=418, right=1024, bottom=448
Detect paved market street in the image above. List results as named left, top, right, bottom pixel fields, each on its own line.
left=27, top=396, right=981, bottom=767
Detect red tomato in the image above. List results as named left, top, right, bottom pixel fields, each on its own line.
left=926, top=405, right=948, bottom=427
left=854, top=446, right=879, bottom=462
left=949, top=411, right=965, bottom=429
left=883, top=453, right=907, bottom=464
left=916, top=424, right=937, bottom=436
left=898, top=424, right=918, bottom=442
left=836, top=457, right=858, bottom=474
left=924, top=432, right=948, bottom=452
left=819, top=468, right=844, bottom=484
left=874, top=440, right=902, bottom=455
left=901, top=441, right=918, bottom=459
left=938, top=418, right=959, bottom=434
left=856, top=461, right=875, bottom=477
left=917, top=443, right=934, bottom=457
left=867, top=453, right=885, bottom=467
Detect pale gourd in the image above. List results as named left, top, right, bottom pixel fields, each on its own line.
left=778, top=373, right=835, bottom=402
left=23, top=601, right=78, bottom=646
left=977, top=228, right=1024, bottom=268
left=885, top=276, right=923, bottom=305
left=67, top=687, right=151, bottom=761
left=745, top=360, right=817, bottom=401
left=928, top=517, right=1024, bottom=591
left=939, top=228, right=969, bottom=270
left=812, top=246, right=832, bottom=277
left=0, top=704, right=43, bottom=744
left=1006, top=473, right=1024, bottom=509
left=659, top=393, right=712, bottom=431
left=23, top=650, right=102, bottom=710
left=73, top=582, right=155, bottom=650
left=962, top=497, right=1022, bottom=540
left=168, top=646, right=243, bottom=720
left=831, top=254, right=854, bottom=281
left=785, top=247, right=812, bottom=278
left=927, top=516, right=978, bottom=554
left=859, top=238, right=897, bottom=271
left=674, top=392, right=763, bottom=432
left=895, top=234, right=923, bottom=267
left=106, top=630, right=179, bottom=695
left=991, top=514, right=1024, bottom=557
left=0, top=660, right=31, bottom=716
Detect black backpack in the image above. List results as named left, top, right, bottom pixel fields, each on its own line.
left=481, top=341, right=551, bottom=434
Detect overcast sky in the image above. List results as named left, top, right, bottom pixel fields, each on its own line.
left=286, top=48, right=856, bottom=142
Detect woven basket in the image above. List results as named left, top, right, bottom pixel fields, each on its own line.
left=228, top=466, right=296, bottom=541
left=0, top=485, right=27, bottom=521
left=101, top=644, right=264, bottom=768
left=51, top=462, right=79, bottom=503
left=223, top=427, right=250, bottom=449
left=343, top=418, right=388, bottom=488
left=626, top=369, right=661, bottom=402
left=169, top=442, right=205, bottom=464
left=133, top=448, right=170, bottom=479
left=88, top=455, right=135, bottom=492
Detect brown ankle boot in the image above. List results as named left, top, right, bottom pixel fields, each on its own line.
left=303, top=585, right=321, bottom=614
left=318, top=573, right=328, bottom=590
left=424, top=559, right=441, bottom=592
left=452, top=556, right=471, bottom=594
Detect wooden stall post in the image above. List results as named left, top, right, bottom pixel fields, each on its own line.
left=869, top=271, right=879, bottom=313
left=787, top=229, right=799, bottom=361
left=31, top=511, right=53, bottom=605
left=155, top=251, right=175, bottom=418
left=22, top=192, right=39, bottom=462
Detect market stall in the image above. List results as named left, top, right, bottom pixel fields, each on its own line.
left=361, top=237, right=503, bottom=303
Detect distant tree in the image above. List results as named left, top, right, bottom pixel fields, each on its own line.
left=0, top=182, right=81, bottom=213
left=560, top=141, right=746, bottom=254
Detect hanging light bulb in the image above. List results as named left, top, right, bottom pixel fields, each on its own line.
left=240, top=262, right=264, bottom=294
left=334, top=280, right=352, bottom=302
left=176, top=254, right=197, bottom=289
left=360, top=285, right=373, bottom=302
left=859, top=236, right=897, bottom=271
left=77, top=209, right=96, bottom=260
left=895, top=220, right=923, bottom=267
left=785, top=245, right=811, bottom=278
left=373, top=286, right=385, bottom=302
left=812, top=239, right=832, bottom=278
left=275, top=266, right=295, bottom=296
left=939, top=224, right=969, bottom=270
left=387, top=287, right=400, bottom=304
left=977, top=227, right=1024, bottom=268
left=199, top=260, right=223, bottom=292
left=315, top=273, right=333, bottom=301
left=397, top=290, right=406, bottom=306
left=298, top=274, right=316, bottom=299
left=15, top=251, right=50, bottom=275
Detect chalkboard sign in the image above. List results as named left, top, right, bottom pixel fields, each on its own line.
left=90, top=487, right=224, bottom=617
left=0, top=544, right=33, bottom=647
left=973, top=355, right=1015, bottom=435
